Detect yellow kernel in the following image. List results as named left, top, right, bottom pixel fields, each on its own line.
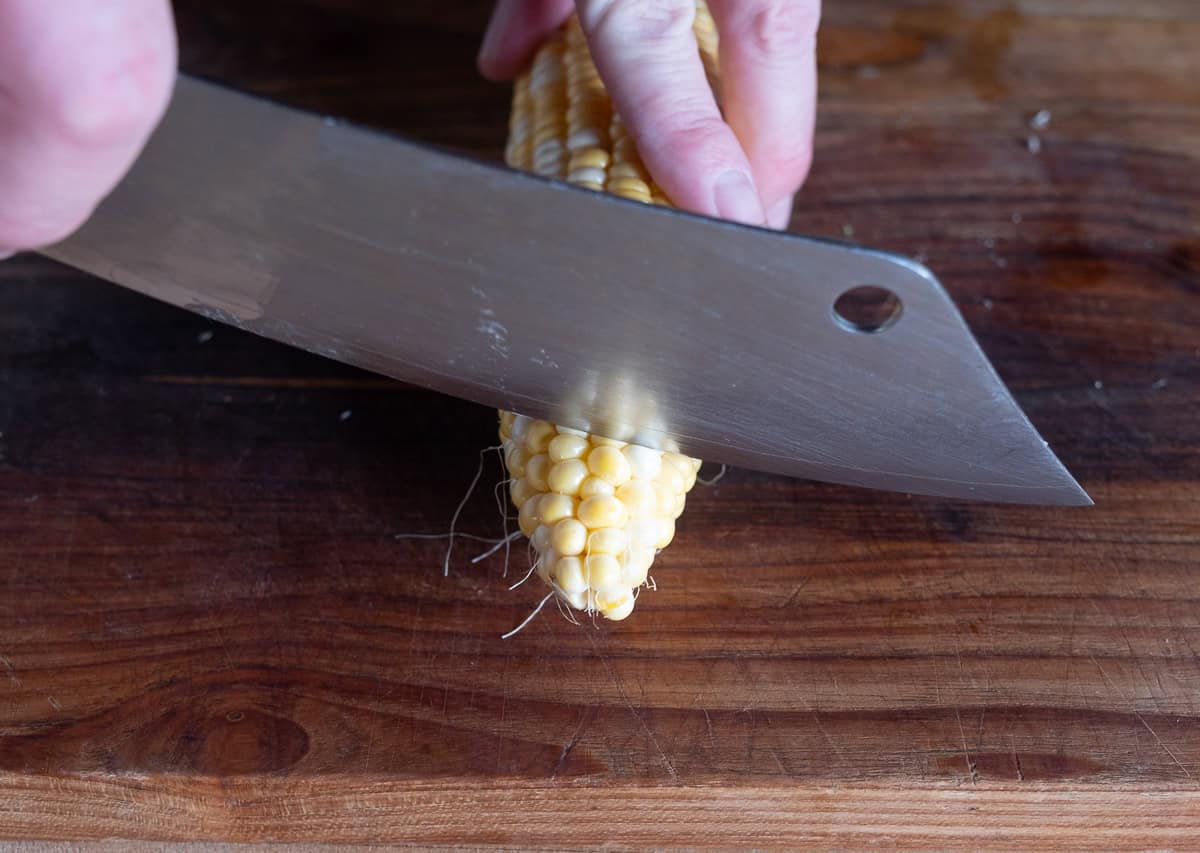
left=578, top=495, right=628, bottom=529
left=580, top=476, right=615, bottom=498
left=510, top=415, right=533, bottom=443
left=608, top=162, right=647, bottom=182
left=627, top=516, right=660, bottom=552
left=548, top=459, right=589, bottom=495
left=518, top=495, right=541, bottom=536
left=585, top=554, right=623, bottom=591
left=568, top=166, right=607, bottom=186
left=554, top=556, right=589, bottom=594
left=538, top=493, right=576, bottom=525
left=609, top=175, right=649, bottom=194
left=569, top=147, right=610, bottom=170
left=548, top=433, right=589, bottom=462
left=655, top=518, right=676, bottom=549
left=622, top=444, right=662, bottom=480
left=559, top=588, right=590, bottom=611
left=551, top=518, right=587, bottom=556
left=531, top=523, right=552, bottom=553
left=655, top=482, right=677, bottom=516
left=600, top=593, right=635, bottom=621
left=671, top=493, right=687, bottom=519
left=505, top=445, right=529, bottom=478
left=510, top=477, right=537, bottom=509
left=623, top=549, right=655, bottom=587
left=659, top=463, right=686, bottom=495
left=588, top=527, right=628, bottom=555
left=664, top=452, right=695, bottom=480
left=616, top=480, right=656, bottom=515
left=524, top=420, right=557, bottom=453
left=588, top=445, right=632, bottom=486
left=526, top=453, right=551, bottom=491
left=592, top=436, right=626, bottom=448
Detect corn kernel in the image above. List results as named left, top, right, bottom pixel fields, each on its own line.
left=548, top=433, right=589, bottom=462
left=592, top=436, right=626, bottom=448
left=585, top=554, right=623, bottom=591
left=587, top=526, right=627, bottom=555
left=622, top=444, right=662, bottom=480
left=615, top=480, right=656, bottom=515
left=510, top=476, right=537, bottom=508
left=579, top=475, right=615, bottom=498
left=548, top=458, right=589, bottom=495
left=628, top=516, right=660, bottom=552
left=551, top=518, right=587, bottom=556
left=560, top=588, right=590, bottom=610
left=518, top=495, right=541, bottom=536
left=532, top=523, right=552, bottom=552
left=505, top=444, right=529, bottom=478
left=600, top=592, right=635, bottom=621
left=623, top=548, right=655, bottom=587
left=659, top=463, right=685, bottom=495
left=526, top=453, right=551, bottom=491
left=655, top=518, right=675, bottom=549
left=524, top=420, right=557, bottom=453
left=510, top=415, right=532, bottom=443
left=538, top=493, right=576, bottom=525
left=578, top=494, right=628, bottom=529
left=587, top=445, right=632, bottom=486
left=554, top=556, right=589, bottom=593
left=655, top=482, right=677, bottom=517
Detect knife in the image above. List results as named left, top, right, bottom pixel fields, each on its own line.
left=39, top=75, right=1090, bottom=506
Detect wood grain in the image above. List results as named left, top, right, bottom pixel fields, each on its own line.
left=1, top=0, right=1198, bottom=847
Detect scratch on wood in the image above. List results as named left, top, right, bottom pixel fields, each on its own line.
left=780, top=576, right=811, bottom=608
left=594, top=640, right=678, bottom=783
left=550, top=710, right=590, bottom=779
left=703, top=708, right=715, bottom=750
left=0, top=655, right=20, bottom=687
left=954, top=707, right=978, bottom=784
left=1089, top=653, right=1194, bottom=781
left=1011, top=735, right=1024, bottom=782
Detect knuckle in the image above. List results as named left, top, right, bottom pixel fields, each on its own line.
left=581, top=0, right=696, bottom=45
left=635, top=103, right=735, bottom=168
left=742, top=0, right=821, bottom=55
left=45, top=48, right=175, bottom=150
left=760, top=140, right=813, bottom=185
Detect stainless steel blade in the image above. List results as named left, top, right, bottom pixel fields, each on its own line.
left=41, top=75, right=1090, bottom=505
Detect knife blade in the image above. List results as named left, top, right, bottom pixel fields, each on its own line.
left=40, top=75, right=1090, bottom=506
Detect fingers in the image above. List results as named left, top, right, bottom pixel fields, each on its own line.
left=478, top=0, right=575, bottom=80
left=576, top=0, right=765, bottom=225
left=0, top=0, right=177, bottom=255
left=708, top=0, right=820, bottom=223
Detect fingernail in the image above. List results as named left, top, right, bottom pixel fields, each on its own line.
left=714, top=171, right=765, bottom=226
left=768, top=197, right=794, bottom=231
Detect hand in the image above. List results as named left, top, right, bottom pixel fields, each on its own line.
left=478, top=0, right=819, bottom=229
left=0, top=0, right=177, bottom=258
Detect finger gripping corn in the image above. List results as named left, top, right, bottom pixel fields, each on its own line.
left=496, top=5, right=717, bottom=621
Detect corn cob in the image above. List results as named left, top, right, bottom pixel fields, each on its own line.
left=498, top=4, right=718, bottom=621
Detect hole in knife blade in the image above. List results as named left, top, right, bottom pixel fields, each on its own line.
left=832, top=286, right=902, bottom=334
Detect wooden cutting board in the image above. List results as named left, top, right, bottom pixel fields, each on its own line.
left=1, top=0, right=1198, bottom=848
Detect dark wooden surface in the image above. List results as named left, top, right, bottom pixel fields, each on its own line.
left=2, top=0, right=1199, bottom=847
